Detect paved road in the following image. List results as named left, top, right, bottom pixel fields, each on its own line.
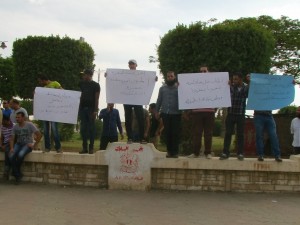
left=0, top=182, right=299, bottom=225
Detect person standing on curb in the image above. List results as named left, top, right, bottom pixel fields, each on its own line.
left=79, top=69, right=100, bottom=154
left=123, top=59, right=146, bottom=144
left=219, top=72, right=249, bottom=161
left=99, top=103, right=124, bottom=150
left=38, top=74, right=63, bottom=153
left=155, top=71, right=181, bottom=158
left=291, top=106, right=300, bottom=155
left=188, top=66, right=215, bottom=159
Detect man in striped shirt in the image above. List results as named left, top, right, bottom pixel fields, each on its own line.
left=0, top=115, right=13, bottom=180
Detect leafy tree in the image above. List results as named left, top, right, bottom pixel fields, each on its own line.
left=157, top=19, right=274, bottom=79
left=223, top=16, right=300, bottom=78
left=0, top=57, right=16, bottom=100
left=257, top=16, right=300, bottom=77
left=12, top=35, right=95, bottom=99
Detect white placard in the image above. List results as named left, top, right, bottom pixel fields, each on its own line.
left=106, top=68, right=156, bottom=105
left=33, top=87, right=81, bottom=124
left=178, top=72, right=231, bottom=109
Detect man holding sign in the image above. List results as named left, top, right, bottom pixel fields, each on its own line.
left=38, top=75, right=63, bottom=153
left=123, top=59, right=146, bottom=144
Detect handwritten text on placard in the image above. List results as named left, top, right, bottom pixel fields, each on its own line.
left=246, top=73, right=294, bottom=110
left=33, top=87, right=81, bottom=124
left=106, top=68, right=156, bottom=105
left=178, top=72, right=231, bottom=109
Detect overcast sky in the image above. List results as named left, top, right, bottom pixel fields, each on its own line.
left=1, top=0, right=300, bottom=119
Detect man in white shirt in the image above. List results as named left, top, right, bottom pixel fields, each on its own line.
left=290, top=107, right=300, bottom=154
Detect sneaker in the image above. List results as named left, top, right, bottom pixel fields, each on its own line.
left=206, top=154, right=212, bottom=159
left=43, top=148, right=51, bottom=153
left=56, top=149, right=63, bottom=153
left=258, top=156, right=264, bottom=161
left=127, top=139, right=133, bottom=144
left=275, top=157, right=283, bottom=162
left=219, top=153, right=229, bottom=160
left=89, top=150, right=94, bottom=154
left=79, top=150, right=88, bottom=154
left=237, top=154, right=244, bottom=161
left=187, top=154, right=200, bottom=158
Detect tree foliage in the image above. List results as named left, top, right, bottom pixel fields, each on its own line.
left=223, top=16, right=300, bottom=78
left=0, top=57, right=16, bottom=100
left=157, top=19, right=274, bottom=79
left=12, top=35, right=95, bottom=99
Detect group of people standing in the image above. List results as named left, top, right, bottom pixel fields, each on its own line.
left=154, top=66, right=285, bottom=162
left=2, top=59, right=299, bottom=184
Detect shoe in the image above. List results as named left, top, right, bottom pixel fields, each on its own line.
left=140, top=140, right=147, bottom=144
left=258, top=156, right=264, bottom=161
left=79, top=150, right=88, bottom=154
left=56, top=149, right=63, bottom=153
left=89, top=150, right=94, bottom=154
left=171, top=154, right=179, bottom=158
left=206, top=154, right=212, bottom=159
left=187, top=154, right=200, bottom=158
left=43, top=148, right=51, bottom=153
left=127, top=139, right=133, bottom=144
left=237, top=154, right=244, bottom=161
left=275, top=157, right=283, bottom=162
left=219, top=153, right=229, bottom=160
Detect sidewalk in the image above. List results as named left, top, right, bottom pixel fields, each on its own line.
left=0, top=182, right=299, bottom=225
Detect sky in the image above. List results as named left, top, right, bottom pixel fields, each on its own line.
left=1, top=0, right=300, bottom=120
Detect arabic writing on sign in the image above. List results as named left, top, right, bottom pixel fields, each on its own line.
left=246, top=73, right=295, bottom=110
left=178, top=72, right=231, bottom=109
left=106, top=68, right=156, bottom=105
left=33, top=87, right=81, bottom=124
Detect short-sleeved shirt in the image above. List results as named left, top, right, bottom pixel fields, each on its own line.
left=45, top=81, right=61, bottom=89
left=12, top=122, right=38, bottom=145
left=79, top=80, right=101, bottom=109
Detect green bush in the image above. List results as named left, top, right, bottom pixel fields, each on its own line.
left=213, top=119, right=222, bottom=137
left=277, top=105, right=297, bottom=115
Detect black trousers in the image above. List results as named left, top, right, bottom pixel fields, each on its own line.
left=124, top=104, right=144, bottom=141
left=161, top=113, right=181, bottom=156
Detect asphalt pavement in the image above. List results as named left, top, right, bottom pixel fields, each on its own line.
left=0, top=182, right=299, bottom=225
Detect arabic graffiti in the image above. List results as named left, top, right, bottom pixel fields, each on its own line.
left=113, top=145, right=145, bottom=181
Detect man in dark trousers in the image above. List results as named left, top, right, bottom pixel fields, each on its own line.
left=99, top=103, right=123, bottom=150
left=79, top=69, right=100, bottom=154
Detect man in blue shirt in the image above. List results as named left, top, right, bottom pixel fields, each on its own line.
left=99, top=103, right=123, bottom=150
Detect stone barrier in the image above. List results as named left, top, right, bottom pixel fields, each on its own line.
left=1, top=142, right=300, bottom=192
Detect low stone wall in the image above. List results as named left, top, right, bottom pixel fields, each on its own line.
left=1, top=143, right=300, bottom=193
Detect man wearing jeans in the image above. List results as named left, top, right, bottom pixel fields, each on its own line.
left=38, top=75, right=63, bottom=153
left=9, top=111, right=42, bottom=184
left=254, top=110, right=282, bottom=162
